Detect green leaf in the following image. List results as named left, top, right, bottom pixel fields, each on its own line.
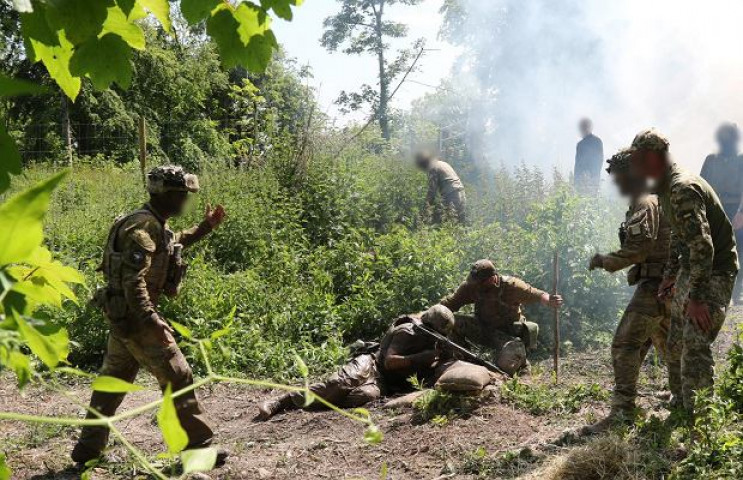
left=140, top=0, right=171, bottom=32
left=101, top=4, right=146, bottom=50
left=14, top=312, right=69, bottom=369
left=70, top=33, right=133, bottom=90
left=0, top=347, right=32, bottom=388
left=352, top=408, right=371, bottom=421
left=92, top=375, right=144, bottom=393
left=45, top=0, right=109, bottom=45
left=260, top=0, right=303, bottom=21
left=363, top=425, right=383, bottom=445
left=0, top=74, right=47, bottom=97
left=206, top=3, right=277, bottom=72
left=209, top=306, right=235, bottom=341
left=21, top=6, right=81, bottom=99
left=157, top=383, right=189, bottom=455
left=181, top=0, right=220, bottom=24
left=0, top=452, right=11, bottom=480
left=0, top=171, right=68, bottom=265
left=181, top=448, right=217, bottom=474
left=0, top=123, right=22, bottom=193
left=294, top=353, right=309, bottom=378
left=169, top=320, right=193, bottom=340
left=57, top=366, right=95, bottom=378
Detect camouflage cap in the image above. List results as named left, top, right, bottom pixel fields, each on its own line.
left=468, top=259, right=497, bottom=283
left=629, top=129, right=670, bottom=153
left=421, top=304, right=455, bottom=335
left=605, top=148, right=633, bottom=174
left=147, top=165, right=200, bottom=194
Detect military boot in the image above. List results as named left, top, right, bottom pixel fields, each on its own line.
left=71, top=442, right=103, bottom=465
left=580, top=408, right=636, bottom=436
left=255, top=394, right=297, bottom=421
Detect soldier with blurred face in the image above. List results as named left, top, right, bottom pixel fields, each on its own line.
left=630, top=129, right=738, bottom=418
left=700, top=122, right=743, bottom=303
left=256, top=305, right=457, bottom=420
left=574, top=118, right=604, bottom=195
left=72, top=166, right=227, bottom=465
left=440, top=260, right=563, bottom=376
left=415, top=151, right=467, bottom=224
left=583, top=149, right=676, bottom=434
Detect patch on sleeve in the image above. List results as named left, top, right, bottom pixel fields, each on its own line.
left=129, top=229, right=156, bottom=253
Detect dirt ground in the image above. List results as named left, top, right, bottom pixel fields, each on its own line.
left=1, top=308, right=741, bottom=480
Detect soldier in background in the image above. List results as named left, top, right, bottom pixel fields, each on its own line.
left=630, top=129, right=738, bottom=418
left=415, top=151, right=467, bottom=224
left=71, top=166, right=227, bottom=465
left=440, top=260, right=563, bottom=376
left=574, top=118, right=604, bottom=195
left=700, top=122, right=743, bottom=303
left=256, top=305, right=457, bottom=420
left=583, top=149, right=676, bottom=434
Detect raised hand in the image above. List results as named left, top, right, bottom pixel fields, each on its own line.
left=204, top=203, right=226, bottom=229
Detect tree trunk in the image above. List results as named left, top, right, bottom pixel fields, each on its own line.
left=374, top=0, right=390, bottom=141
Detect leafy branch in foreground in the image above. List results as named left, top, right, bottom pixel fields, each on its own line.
left=0, top=315, right=382, bottom=479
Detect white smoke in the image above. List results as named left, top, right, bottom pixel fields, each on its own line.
left=450, top=0, right=743, bottom=176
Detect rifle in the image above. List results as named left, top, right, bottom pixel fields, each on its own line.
left=413, top=323, right=510, bottom=377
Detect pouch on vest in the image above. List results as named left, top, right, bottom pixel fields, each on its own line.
left=164, top=243, right=187, bottom=297
left=511, top=321, right=539, bottom=350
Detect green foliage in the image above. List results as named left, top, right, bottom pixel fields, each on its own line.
left=500, top=377, right=609, bottom=416
left=412, top=388, right=480, bottom=423
left=461, top=446, right=541, bottom=479
left=0, top=452, right=10, bottom=480
left=181, top=447, right=218, bottom=475
left=91, top=375, right=145, bottom=393
left=157, top=383, right=189, bottom=456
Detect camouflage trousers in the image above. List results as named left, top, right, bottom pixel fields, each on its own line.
left=611, top=281, right=672, bottom=411
left=287, top=353, right=383, bottom=409
left=434, top=190, right=467, bottom=224
left=453, top=314, right=538, bottom=376
left=76, top=326, right=213, bottom=455
left=668, top=270, right=734, bottom=413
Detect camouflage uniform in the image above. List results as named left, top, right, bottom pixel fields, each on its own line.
left=595, top=189, right=674, bottom=410
left=440, top=265, right=545, bottom=375
left=257, top=308, right=450, bottom=418
left=632, top=130, right=739, bottom=412
left=700, top=150, right=743, bottom=300
left=74, top=167, right=214, bottom=460
left=426, top=159, right=467, bottom=223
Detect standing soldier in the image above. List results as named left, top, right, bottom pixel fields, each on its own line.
left=700, top=122, right=743, bottom=303
left=583, top=149, right=676, bottom=434
left=256, top=305, right=457, bottom=420
left=574, top=118, right=604, bottom=195
left=71, top=166, right=227, bottom=465
left=440, top=260, right=563, bottom=376
left=630, top=130, right=738, bottom=418
left=415, top=151, right=467, bottom=224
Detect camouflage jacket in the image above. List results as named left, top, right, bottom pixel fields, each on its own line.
left=427, top=160, right=464, bottom=204
left=656, top=163, right=739, bottom=302
left=440, top=275, right=546, bottom=330
left=100, top=204, right=211, bottom=324
left=602, top=194, right=671, bottom=286
left=377, top=315, right=438, bottom=385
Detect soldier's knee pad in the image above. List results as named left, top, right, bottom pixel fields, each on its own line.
left=496, top=340, right=527, bottom=376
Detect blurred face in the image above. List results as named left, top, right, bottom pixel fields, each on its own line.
left=415, top=154, right=431, bottom=170
left=630, top=150, right=667, bottom=182
left=612, top=171, right=645, bottom=199
left=579, top=120, right=592, bottom=137
left=482, top=274, right=498, bottom=286
left=151, top=191, right=190, bottom=217
left=717, top=128, right=740, bottom=153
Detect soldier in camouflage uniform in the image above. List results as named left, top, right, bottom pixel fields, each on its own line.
left=439, top=260, right=563, bottom=376
left=415, top=151, right=467, bottom=224
left=71, top=166, right=227, bottom=464
left=630, top=130, right=739, bottom=416
left=700, top=123, right=743, bottom=302
left=256, top=305, right=456, bottom=420
left=583, top=149, right=675, bottom=434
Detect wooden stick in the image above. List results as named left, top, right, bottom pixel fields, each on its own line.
left=553, top=250, right=560, bottom=382
left=138, top=116, right=147, bottom=188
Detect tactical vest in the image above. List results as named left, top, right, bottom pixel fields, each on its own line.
left=624, top=196, right=672, bottom=285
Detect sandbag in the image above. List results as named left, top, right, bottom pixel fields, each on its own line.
left=435, top=360, right=491, bottom=392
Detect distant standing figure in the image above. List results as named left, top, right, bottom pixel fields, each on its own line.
left=415, top=151, right=466, bottom=223
left=700, top=122, right=743, bottom=303
left=574, top=118, right=604, bottom=194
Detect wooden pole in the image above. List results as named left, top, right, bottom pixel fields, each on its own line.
left=61, top=94, right=73, bottom=167
left=138, top=115, right=147, bottom=188
left=553, top=250, right=560, bottom=382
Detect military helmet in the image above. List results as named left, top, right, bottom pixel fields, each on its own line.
left=421, top=304, right=455, bottom=335
left=468, top=259, right=497, bottom=283
left=605, top=148, right=633, bottom=174
left=629, top=128, right=670, bottom=153
left=147, top=165, right=200, bottom=194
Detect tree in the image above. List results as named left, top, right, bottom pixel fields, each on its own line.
left=321, top=0, right=423, bottom=141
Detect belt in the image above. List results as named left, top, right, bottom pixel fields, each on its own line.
left=638, top=262, right=665, bottom=279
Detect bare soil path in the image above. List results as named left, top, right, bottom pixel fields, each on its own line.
left=1, top=308, right=740, bottom=480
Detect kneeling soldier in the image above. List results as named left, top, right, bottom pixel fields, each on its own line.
left=72, top=166, right=226, bottom=464
left=583, top=149, right=676, bottom=434
left=256, top=305, right=456, bottom=420
left=440, top=260, right=563, bottom=376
